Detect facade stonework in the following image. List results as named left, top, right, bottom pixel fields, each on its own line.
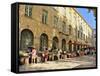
left=19, top=5, right=93, bottom=53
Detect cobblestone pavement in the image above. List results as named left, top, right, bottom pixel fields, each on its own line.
left=19, top=55, right=96, bottom=72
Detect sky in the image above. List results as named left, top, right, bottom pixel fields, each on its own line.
left=76, top=8, right=96, bottom=29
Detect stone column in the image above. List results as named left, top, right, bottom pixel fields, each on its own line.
left=72, top=44, right=74, bottom=51
left=59, top=38, right=62, bottom=50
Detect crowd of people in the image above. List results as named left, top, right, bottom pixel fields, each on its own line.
left=19, top=47, right=96, bottom=65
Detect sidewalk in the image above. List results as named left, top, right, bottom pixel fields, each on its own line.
left=19, top=55, right=96, bottom=71
left=19, top=61, right=80, bottom=71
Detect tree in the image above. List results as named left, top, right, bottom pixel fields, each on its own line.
left=88, top=8, right=96, bottom=18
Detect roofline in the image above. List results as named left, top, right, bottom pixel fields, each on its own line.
left=73, top=8, right=94, bottom=30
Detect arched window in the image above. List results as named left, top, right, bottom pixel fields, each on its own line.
left=20, top=29, right=33, bottom=50
left=62, top=22, right=66, bottom=33
left=62, top=39, right=66, bottom=51
left=40, top=33, right=48, bottom=51
left=52, top=37, right=59, bottom=50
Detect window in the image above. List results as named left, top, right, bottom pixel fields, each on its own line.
left=78, top=26, right=83, bottom=39
left=75, top=26, right=77, bottom=39
left=42, top=10, right=48, bottom=24
left=62, top=22, right=66, bottom=33
left=54, top=16, right=58, bottom=26
left=25, top=5, right=32, bottom=17
left=78, top=30, right=80, bottom=38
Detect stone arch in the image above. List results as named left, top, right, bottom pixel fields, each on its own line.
left=40, top=33, right=48, bottom=51
left=20, top=29, right=34, bottom=50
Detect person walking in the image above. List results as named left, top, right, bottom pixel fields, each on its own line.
left=31, top=47, right=37, bottom=64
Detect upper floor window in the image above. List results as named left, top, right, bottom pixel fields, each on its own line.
left=78, top=30, right=80, bottom=38
left=42, top=10, right=48, bottom=24
left=54, top=16, right=58, bottom=26
left=25, top=5, right=32, bottom=17
left=79, top=26, right=83, bottom=39
left=74, top=13, right=76, bottom=22
left=62, top=22, right=66, bottom=33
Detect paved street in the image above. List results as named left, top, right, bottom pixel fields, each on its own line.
left=19, top=55, right=96, bottom=71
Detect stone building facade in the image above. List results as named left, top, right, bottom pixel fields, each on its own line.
left=19, top=4, right=93, bottom=53
left=92, top=29, right=96, bottom=48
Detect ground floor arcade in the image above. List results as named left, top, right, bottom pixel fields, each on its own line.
left=19, top=29, right=90, bottom=53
